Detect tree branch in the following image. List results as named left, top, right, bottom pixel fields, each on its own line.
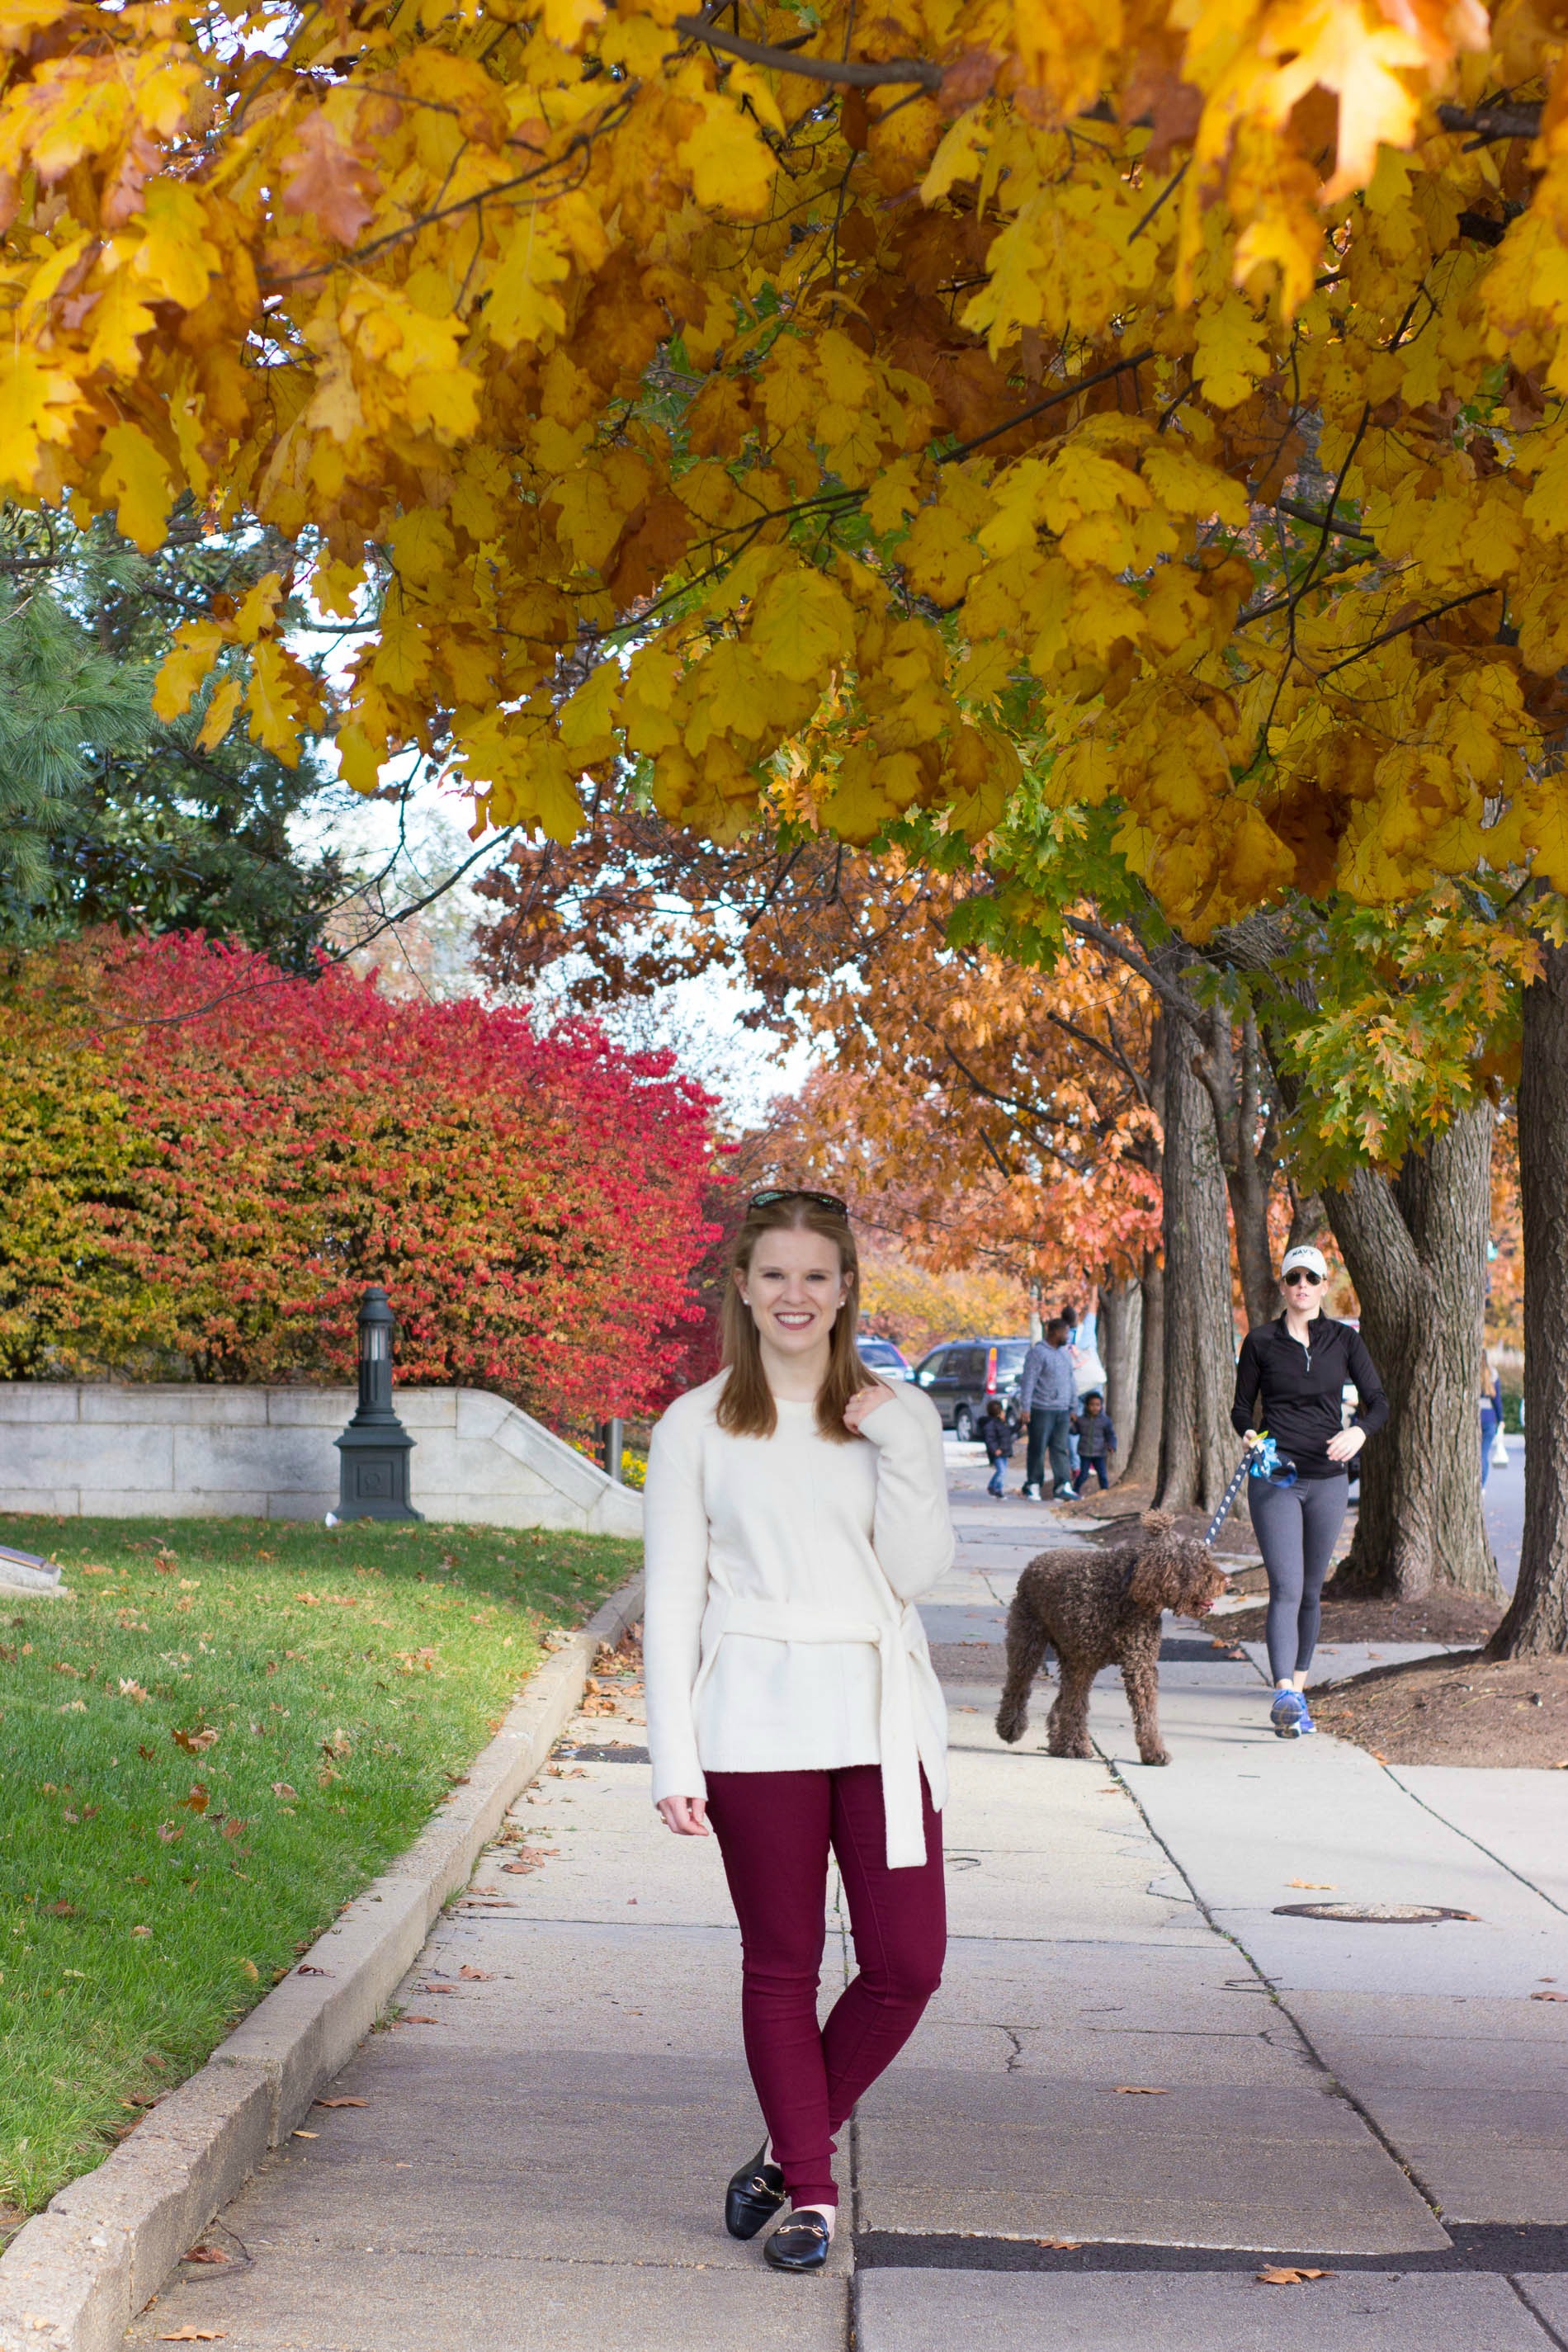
left=1316, top=584, right=1500, bottom=677
left=673, top=16, right=942, bottom=88
left=1060, top=912, right=1204, bottom=1031
left=1436, top=101, right=1542, bottom=146
left=940, top=347, right=1155, bottom=465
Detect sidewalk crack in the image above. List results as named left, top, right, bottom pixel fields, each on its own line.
left=1093, top=1740, right=1453, bottom=2241
left=1382, top=1768, right=1568, bottom=1919
left=1510, top=2274, right=1568, bottom=2350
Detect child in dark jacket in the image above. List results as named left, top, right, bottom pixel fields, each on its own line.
left=980, top=1400, right=1013, bottom=1497
left=1071, top=1392, right=1117, bottom=1491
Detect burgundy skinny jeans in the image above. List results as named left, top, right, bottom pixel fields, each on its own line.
left=704, top=1764, right=946, bottom=2210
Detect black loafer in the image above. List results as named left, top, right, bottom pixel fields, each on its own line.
left=725, top=2145, right=786, bottom=2240
left=763, top=2213, right=832, bottom=2272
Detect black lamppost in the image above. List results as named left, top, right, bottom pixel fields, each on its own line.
left=335, top=1285, right=422, bottom=1520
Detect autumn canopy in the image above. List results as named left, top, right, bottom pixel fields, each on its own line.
left=0, top=0, right=1565, bottom=933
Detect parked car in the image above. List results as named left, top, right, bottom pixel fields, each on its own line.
left=911, top=1338, right=1032, bottom=1439
left=856, top=1335, right=913, bottom=1382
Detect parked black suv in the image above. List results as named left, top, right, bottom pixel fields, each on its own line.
left=911, top=1338, right=1032, bottom=1439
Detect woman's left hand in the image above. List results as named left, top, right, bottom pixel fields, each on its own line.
left=1326, top=1426, right=1367, bottom=1463
left=843, top=1381, right=895, bottom=1435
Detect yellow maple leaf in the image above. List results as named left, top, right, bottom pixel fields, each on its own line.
left=484, top=220, right=569, bottom=352
left=750, top=569, right=857, bottom=685
left=152, top=621, right=225, bottom=722
left=245, top=642, right=304, bottom=765
left=232, top=573, right=286, bottom=646
left=85, top=273, right=158, bottom=377
left=543, top=0, right=603, bottom=48
left=1193, top=299, right=1270, bottom=410
left=128, top=182, right=222, bottom=312
left=388, top=508, right=456, bottom=588
left=336, top=722, right=386, bottom=795
left=195, top=675, right=243, bottom=753
left=678, top=100, right=776, bottom=220
left=816, top=744, right=895, bottom=844
left=904, top=503, right=984, bottom=602
left=0, top=349, right=81, bottom=494
left=98, top=421, right=173, bottom=552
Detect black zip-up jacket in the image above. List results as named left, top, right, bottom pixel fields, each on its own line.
left=1230, top=1314, right=1389, bottom=1479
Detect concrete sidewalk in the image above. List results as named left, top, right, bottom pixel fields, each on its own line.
left=131, top=1449, right=1568, bottom=2352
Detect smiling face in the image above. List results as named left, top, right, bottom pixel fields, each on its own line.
left=737, top=1223, right=849, bottom=1366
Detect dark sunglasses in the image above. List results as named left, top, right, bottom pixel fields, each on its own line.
left=1282, top=1268, right=1323, bottom=1287
left=748, top=1187, right=849, bottom=1218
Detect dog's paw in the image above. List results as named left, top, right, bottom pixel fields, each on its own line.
left=994, top=1712, right=1027, bottom=1745
left=1140, top=1750, right=1171, bottom=1767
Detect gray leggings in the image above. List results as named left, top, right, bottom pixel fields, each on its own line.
left=1249, top=1472, right=1349, bottom=1682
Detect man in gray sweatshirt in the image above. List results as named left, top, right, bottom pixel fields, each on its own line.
left=1019, top=1318, right=1076, bottom=1500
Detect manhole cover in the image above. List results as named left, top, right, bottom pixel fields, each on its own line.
left=1273, top=1901, right=1480, bottom=1925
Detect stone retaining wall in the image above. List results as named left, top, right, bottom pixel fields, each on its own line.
left=0, top=1383, right=642, bottom=1537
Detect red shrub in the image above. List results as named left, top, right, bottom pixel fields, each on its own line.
left=0, top=934, right=720, bottom=1429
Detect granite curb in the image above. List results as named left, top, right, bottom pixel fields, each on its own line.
left=0, top=1570, right=645, bottom=2352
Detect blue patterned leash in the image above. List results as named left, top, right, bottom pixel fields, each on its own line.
left=1203, top=1433, right=1287, bottom=1550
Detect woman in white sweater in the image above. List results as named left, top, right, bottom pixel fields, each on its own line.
left=644, top=1188, right=954, bottom=2274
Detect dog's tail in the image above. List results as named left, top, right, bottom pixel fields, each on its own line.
left=994, top=1581, right=1051, bottom=1745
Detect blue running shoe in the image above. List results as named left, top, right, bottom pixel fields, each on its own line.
left=1270, top=1689, right=1307, bottom=1738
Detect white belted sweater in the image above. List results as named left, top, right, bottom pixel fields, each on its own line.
left=643, top=1373, right=954, bottom=1868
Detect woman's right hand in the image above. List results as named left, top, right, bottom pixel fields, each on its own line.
left=657, top=1795, right=711, bottom=1836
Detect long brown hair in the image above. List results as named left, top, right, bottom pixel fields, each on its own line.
left=716, top=1194, right=870, bottom=1443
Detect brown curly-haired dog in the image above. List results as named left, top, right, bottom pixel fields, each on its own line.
left=994, top=1513, right=1229, bottom=1766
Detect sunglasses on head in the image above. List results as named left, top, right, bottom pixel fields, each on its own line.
left=1282, top=1268, right=1323, bottom=1287
left=748, top=1187, right=849, bottom=1218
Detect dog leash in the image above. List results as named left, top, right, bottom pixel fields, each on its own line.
left=1202, top=1434, right=1273, bottom=1550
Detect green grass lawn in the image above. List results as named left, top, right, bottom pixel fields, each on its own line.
left=0, top=1513, right=637, bottom=2223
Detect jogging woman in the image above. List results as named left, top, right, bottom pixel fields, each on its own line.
left=644, top=1188, right=952, bottom=2272
left=1230, top=1243, right=1388, bottom=1739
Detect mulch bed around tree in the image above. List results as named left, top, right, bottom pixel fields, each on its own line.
left=1313, top=1651, right=1568, bottom=1770
left=1223, top=1589, right=1506, bottom=1647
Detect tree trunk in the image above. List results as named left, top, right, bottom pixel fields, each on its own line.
left=1287, top=1182, right=1330, bottom=1253
left=1490, top=935, right=1568, bottom=1655
left=1099, top=1273, right=1142, bottom=1476
left=1328, top=1106, right=1503, bottom=1602
left=1119, top=1250, right=1164, bottom=1489
left=1194, top=1006, right=1278, bottom=1333
left=1155, top=1019, right=1238, bottom=1517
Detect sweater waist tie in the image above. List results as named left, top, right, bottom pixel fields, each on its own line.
left=690, top=1594, right=936, bottom=1870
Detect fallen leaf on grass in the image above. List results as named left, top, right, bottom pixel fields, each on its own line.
left=158, top=2329, right=226, bottom=2340
left=172, top=1726, right=220, bottom=1754
left=1257, top=2266, right=1332, bottom=2285
left=314, top=2097, right=367, bottom=2108
left=1531, top=1991, right=1568, bottom=2002
left=270, top=1783, right=298, bottom=1802
left=130, top=1925, right=151, bottom=1938
left=182, top=1784, right=210, bottom=1813
left=1112, top=2085, right=1169, bottom=2095
left=156, top=1823, right=184, bottom=1844
left=1287, top=1880, right=1335, bottom=1890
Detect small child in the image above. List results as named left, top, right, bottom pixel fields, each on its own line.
left=1071, top=1391, right=1117, bottom=1492
left=980, top=1400, right=1013, bottom=1497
